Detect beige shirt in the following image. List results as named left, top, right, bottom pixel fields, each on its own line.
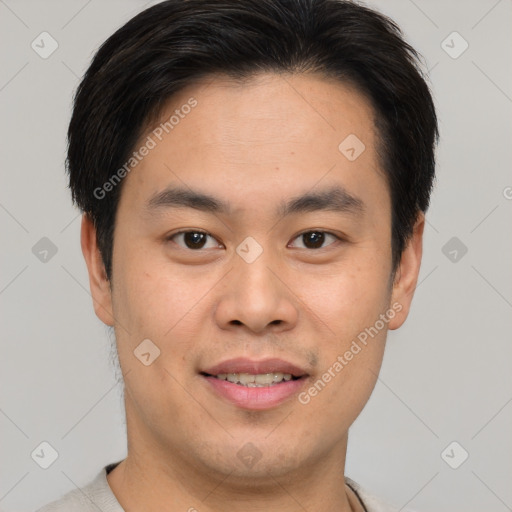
left=35, top=461, right=418, bottom=512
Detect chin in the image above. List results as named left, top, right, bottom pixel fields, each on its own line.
left=201, top=439, right=305, bottom=480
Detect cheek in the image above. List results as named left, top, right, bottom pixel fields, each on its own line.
left=297, top=265, right=389, bottom=432
left=301, top=258, right=391, bottom=345
left=112, top=249, right=205, bottom=331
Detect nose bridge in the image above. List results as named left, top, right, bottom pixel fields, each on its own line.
left=233, top=241, right=281, bottom=307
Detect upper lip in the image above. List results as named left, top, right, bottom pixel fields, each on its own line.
left=202, top=357, right=309, bottom=377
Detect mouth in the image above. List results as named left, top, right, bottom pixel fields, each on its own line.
left=199, top=357, right=310, bottom=410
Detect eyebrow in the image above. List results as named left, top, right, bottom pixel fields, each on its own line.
left=145, top=184, right=365, bottom=218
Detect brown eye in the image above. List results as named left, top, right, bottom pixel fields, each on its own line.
left=289, top=231, right=339, bottom=250
left=169, top=231, right=220, bottom=250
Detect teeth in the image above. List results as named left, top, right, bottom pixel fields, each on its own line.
left=213, top=372, right=294, bottom=386
left=255, top=373, right=274, bottom=385
left=238, top=373, right=256, bottom=385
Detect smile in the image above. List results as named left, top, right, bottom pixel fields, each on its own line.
left=208, top=372, right=298, bottom=387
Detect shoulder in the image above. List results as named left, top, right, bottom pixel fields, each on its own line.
left=34, top=464, right=124, bottom=512
left=35, top=485, right=96, bottom=512
left=345, top=476, right=421, bottom=512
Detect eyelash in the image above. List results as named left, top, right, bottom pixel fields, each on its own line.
left=167, top=229, right=343, bottom=251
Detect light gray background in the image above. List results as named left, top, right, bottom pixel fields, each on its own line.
left=1, top=1, right=511, bottom=511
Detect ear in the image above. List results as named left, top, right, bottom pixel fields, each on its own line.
left=80, top=214, right=115, bottom=326
left=388, top=212, right=425, bottom=330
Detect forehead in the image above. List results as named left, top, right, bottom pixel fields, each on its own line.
left=157, top=71, right=376, bottom=152
left=120, top=71, right=388, bottom=217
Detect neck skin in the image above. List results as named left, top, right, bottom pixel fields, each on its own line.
left=107, top=398, right=365, bottom=512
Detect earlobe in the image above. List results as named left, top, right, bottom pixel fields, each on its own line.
left=80, top=214, right=115, bottom=326
left=388, top=212, right=425, bottom=330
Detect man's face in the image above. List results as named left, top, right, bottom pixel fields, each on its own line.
left=84, top=72, right=421, bottom=480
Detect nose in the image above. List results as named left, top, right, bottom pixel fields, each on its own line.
left=214, top=250, right=299, bottom=334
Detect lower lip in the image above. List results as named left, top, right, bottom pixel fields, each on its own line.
left=202, top=375, right=307, bottom=410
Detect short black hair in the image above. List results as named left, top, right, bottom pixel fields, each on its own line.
left=67, top=0, right=438, bottom=281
